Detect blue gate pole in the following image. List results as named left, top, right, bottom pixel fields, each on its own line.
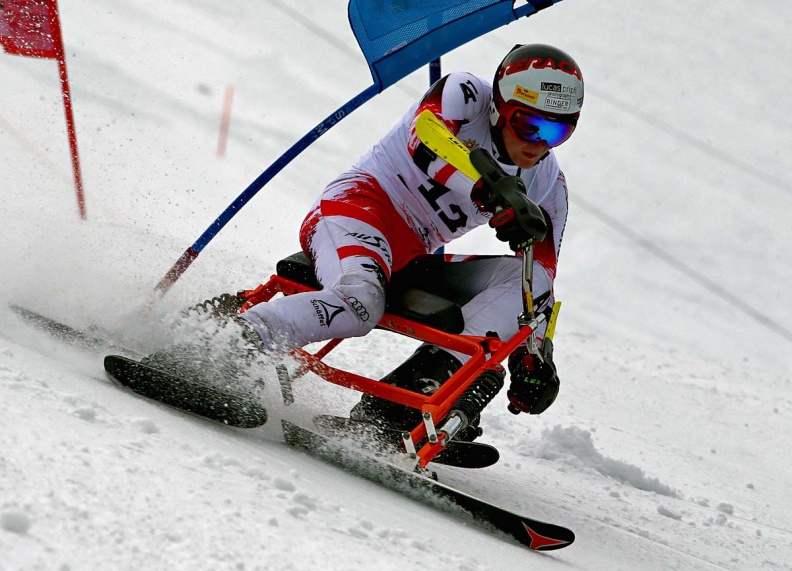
left=154, top=83, right=381, bottom=295
left=430, top=57, right=445, bottom=256
left=429, top=57, right=442, bottom=85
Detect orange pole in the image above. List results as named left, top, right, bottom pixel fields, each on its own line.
left=217, top=84, right=234, bottom=157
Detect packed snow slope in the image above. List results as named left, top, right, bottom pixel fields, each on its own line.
left=1, top=1, right=791, bottom=570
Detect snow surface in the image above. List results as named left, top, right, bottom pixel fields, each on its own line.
left=1, top=0, right=791, bottom=569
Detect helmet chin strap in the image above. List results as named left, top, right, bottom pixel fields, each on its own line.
left=489, top=100, right=512, bottom=165
left=534, top=151, right=551, bottom=165
left=489, top=122, right=515, bottom=166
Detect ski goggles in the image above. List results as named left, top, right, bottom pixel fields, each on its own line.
left=501, top=102, right=578, bottom=147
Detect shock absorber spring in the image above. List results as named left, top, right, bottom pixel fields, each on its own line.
left=454, top=369, right=505, bottom=420
left=439, top=369, right=505, bottom=442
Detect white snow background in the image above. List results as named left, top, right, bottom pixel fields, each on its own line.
left=1, top=0, right=791, bottom=569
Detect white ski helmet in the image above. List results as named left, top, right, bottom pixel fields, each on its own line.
left=490, top=44, right=583, bottom=147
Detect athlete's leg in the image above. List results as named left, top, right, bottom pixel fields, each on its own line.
left=350, top=255, right=553, bottom=431
left=242, top=175, right=424, bottom=353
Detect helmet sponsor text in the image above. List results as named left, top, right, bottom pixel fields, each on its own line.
left=498, top=57, right=583, bottom=81
left=545, top=96, right=570, bottom=111
left=513, top=85, right=538, bottom=104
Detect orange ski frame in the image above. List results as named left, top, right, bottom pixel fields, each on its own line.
left=238, top=274, right=545, bottom=469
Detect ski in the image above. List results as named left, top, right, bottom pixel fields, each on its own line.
left=9, top=304, right=139, bottom=356
left=9, top=305, right=268, bottom=427
left=313, top=414, right=500, bottom=469
left=282, top=419, right=575, bottom=551
left=104, top=355, right=268, bottom=428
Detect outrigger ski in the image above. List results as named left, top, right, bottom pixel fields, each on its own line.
left=283, top=419, right=575, bottom=551
left=313, top=414, right=500, bottom=469
left=104, top=355, right=268, bottom=428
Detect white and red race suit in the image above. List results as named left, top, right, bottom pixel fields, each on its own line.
left=242, top=72, right=569, bottom=357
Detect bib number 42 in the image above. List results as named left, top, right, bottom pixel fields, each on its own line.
left=417, top=180, right=468, bottom=233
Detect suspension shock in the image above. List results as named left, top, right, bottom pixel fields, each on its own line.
left=438, top=368, right=505, bottom=443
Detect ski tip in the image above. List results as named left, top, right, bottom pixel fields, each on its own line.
left=522, top=521, right=575, bottom=551
left=104, top=354, right=127, bottom=375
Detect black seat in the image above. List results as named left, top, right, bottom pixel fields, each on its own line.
left=276, top=252, right=464, bottom=334
left=276, top=252, right=321, bottom=289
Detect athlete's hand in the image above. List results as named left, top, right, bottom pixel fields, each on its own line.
left=489, top=207, right=538, bottom=252
left=507, top=345, right=559, bottom=414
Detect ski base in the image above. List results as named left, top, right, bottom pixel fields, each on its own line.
left=282, top=419, right=574, bottom=551
left=104, top=355, right=268, bottom=428
left=313, top=414, right=500, bottom=469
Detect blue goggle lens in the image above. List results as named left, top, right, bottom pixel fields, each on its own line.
left=508, top=107, right=577, bottom=147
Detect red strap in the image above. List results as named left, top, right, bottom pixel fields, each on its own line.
left=489, top=208, right=516, bottom=228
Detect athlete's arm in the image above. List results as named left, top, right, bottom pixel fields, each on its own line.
left=407, top=73, right=488, bottom=193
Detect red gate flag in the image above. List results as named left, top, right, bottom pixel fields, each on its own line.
left=0, top=0, right=61, bottom=59
left=1, top=0, right=86, bottom=219
left=0, top=3, right=7, bottom=46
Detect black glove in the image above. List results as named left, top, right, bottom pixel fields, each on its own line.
left=506, top=343, right=559, bottom=414
left=489, top=207, right=539, bottom=252
left=469, top=148, right=547, bottom=252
